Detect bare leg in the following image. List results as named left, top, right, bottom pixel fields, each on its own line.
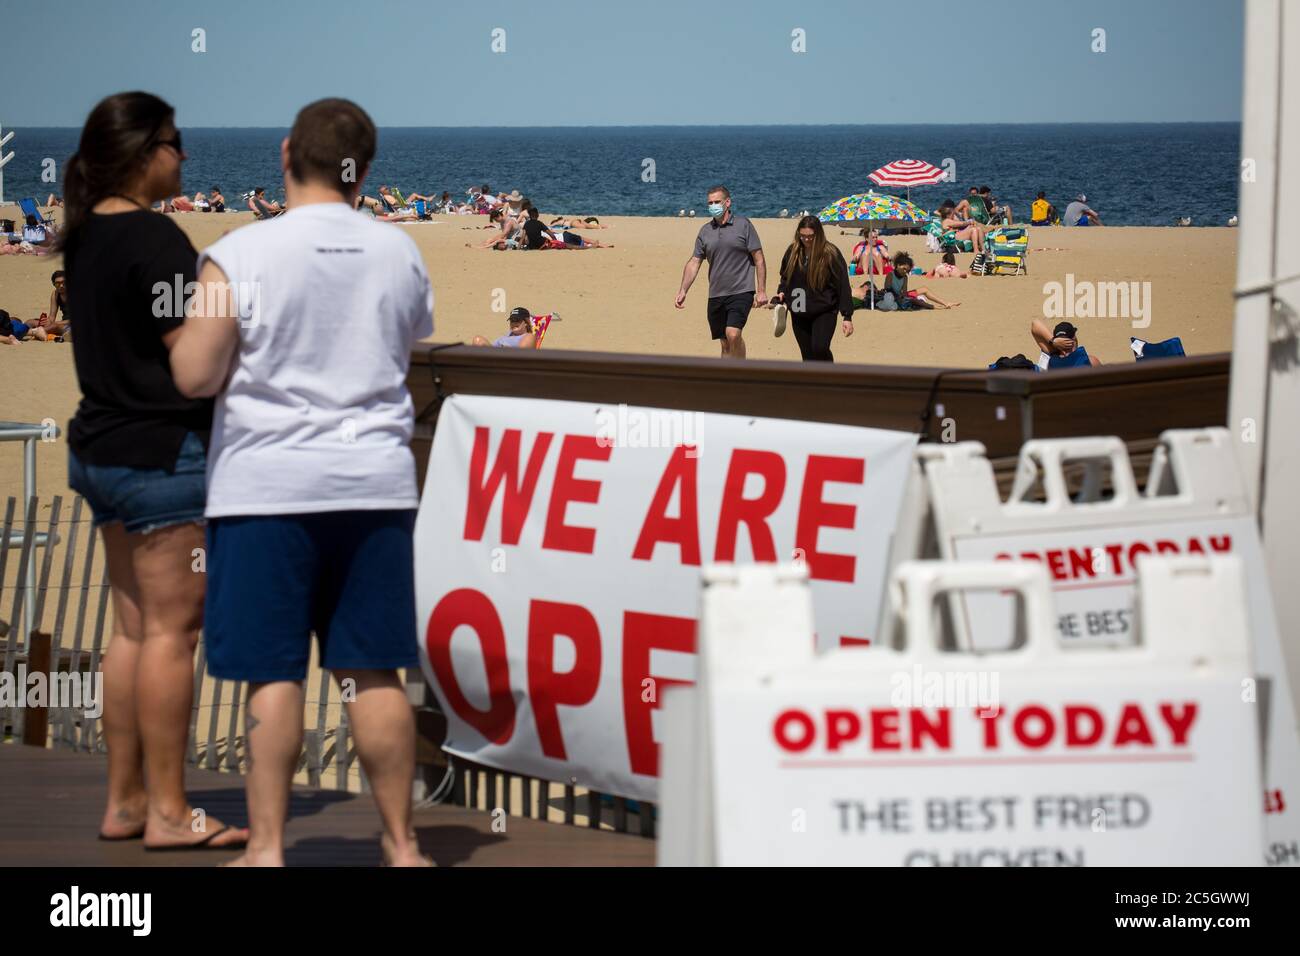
left=222, top=680, right=303, bottom=866
left=336, top=669, right=431, bottom=866
left=725, top=326, right=746, bottom=359
left=98, top=523, right=148, bottom=839
left=132, top=522, right=247, bottom=849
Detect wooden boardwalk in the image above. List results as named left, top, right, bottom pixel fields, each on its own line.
left=0, top=745, right=655, bottom=867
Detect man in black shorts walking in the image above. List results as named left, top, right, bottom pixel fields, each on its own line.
left=675, top=185, right=766, bottom=358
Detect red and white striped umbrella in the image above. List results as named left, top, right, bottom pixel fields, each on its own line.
left=868, top=159, right=946, bottom=188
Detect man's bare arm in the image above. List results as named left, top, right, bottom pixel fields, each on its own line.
left=168, top=260, right=240, bottom=398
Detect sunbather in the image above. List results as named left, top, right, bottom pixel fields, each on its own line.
left=248, top=187, right=285, bottom=219
left=1032, top=318, right=1102, bottom=366
left=46, top=194, right=64, bottom=208
left=937, top=202, right=988, bottom=250
left=465, top=208, right=524, bottom=249
left=876, top=253, right=959, bottom=310
left=549, top=216, right=610, bottom=230
left=853, top=228, right=890, bottom=275
left=211, top=187, right=226, bottom=212
left=927, top=252, right=968, bottom=278
left=471, top=308, right=539, bottom=348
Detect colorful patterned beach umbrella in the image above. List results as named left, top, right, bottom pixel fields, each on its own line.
left=817, top=192, right=934, bottom=309
left=868, top=159, right=946, bottom=189
left=816, top=191, right=933, bottom=227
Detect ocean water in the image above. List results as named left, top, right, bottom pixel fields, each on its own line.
left=4, top=124, right=1240, bottom=226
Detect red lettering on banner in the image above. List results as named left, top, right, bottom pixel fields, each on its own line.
left=1113, top=703, right=1156, bottom=746
left=1046, top=550, right=1067, bottom=581
left=979, top=706, right=1005, bottom=748
left=1064, top=705, right=1105, bottom=746
left=825, top=710, right=862, bottom=751
left=542, top=435, right=611, bottom=554
left=632, top=445, right=701, bottom=565
left=910, top=709, right=952, bottom=750
left=870, top=709, right=902, bottom=750
left=463, top=428, right=554, bottom=544
left=1160, top=702, right=1198, bottom=745
left=1067, top=548, right=1093, bottom=579
left=996, top=535, right=1239, bottom=582
left=425, top=589, right=516, bottom=744
left=622, top=611, right=696, bottom=776
left=1014, top=705, right=1055, bottom=748
left=774, top=710, right=817, bottom=752
left=772, top=702, right=1197, bottom=755
left=713, top=449, right=785, bottom=562
left=795, top=455, right=865, bottom=583
left=526, top=600, right=602, bottom=760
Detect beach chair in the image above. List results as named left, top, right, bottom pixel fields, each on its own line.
left=531, top=312, right=559, bottom=347
left=1130, top=336, right=1186, bottom=360
left=1038, top=347, right=1093, bottom=370
left=923, top=219, right=973, bottom=255
left=966, top=194, right=992, bottom=225
left=984, top=226, right=1029, bottom=276
left=18, top=197, right=54, bottom=228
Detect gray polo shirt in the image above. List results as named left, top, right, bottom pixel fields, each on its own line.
left=1064, top=201, right=1094, bottom=225
left=693, top=213, right=762, bottom=298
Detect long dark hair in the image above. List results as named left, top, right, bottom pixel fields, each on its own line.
left=58, top=91, right=175, bottom=256
left=782, top=215, right=839, bottom=290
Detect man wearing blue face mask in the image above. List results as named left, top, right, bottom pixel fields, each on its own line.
left=675, top=185, right=767, bottom=358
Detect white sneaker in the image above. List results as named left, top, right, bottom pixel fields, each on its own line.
left=772, top=303, right=788, bottom=338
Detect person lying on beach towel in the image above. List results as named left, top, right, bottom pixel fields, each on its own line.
left=0, top=308, right=54, bottom=344
left=927, top=252, right=968, bottom=278
left=1032, top=319, right=1103, bottom=367
left=549, top=216, right=611, bottom=230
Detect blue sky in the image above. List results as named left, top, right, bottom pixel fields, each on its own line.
left=0, top=0, right=1243, bottom=126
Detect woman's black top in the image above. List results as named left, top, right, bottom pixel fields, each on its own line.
left=65, top=210, right=213, bottom=470
left=776, top=245, right=854, bottom=318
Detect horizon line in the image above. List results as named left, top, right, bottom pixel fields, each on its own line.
left=10, top=120, right=1244, bottom=131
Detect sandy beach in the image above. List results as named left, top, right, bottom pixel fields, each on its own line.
left=1, top=202, right=1236, bottom=504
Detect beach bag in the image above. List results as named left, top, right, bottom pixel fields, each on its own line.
left=988, top=354, right=1038, bottom=371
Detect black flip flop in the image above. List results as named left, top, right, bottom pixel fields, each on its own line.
left=143, top=824, right=246, bottom=853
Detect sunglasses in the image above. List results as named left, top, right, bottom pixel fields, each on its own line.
left=154, top=131, right=183, bottom=154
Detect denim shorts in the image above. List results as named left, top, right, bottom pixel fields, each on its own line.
left=67, top=431, right=207, bottom=534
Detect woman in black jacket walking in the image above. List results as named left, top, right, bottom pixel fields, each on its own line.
left=771, top=215, right=854, bottom=362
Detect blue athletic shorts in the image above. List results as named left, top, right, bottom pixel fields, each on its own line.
left=204, top=509, right=420, bottom=682
left=67, top=431, right=207, bottom=534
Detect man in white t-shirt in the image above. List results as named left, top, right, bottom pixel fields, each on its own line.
left=170, top=98, right=434, bottom=867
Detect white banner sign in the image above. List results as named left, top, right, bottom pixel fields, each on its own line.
left=415, top=394, right=918, bottom=801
